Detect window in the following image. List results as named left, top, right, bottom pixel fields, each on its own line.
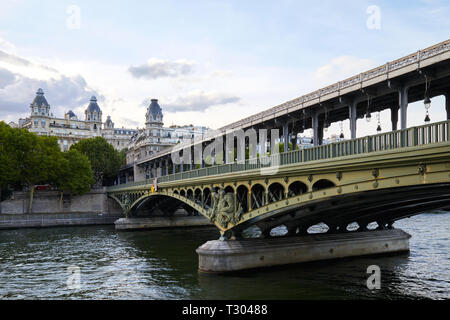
left=34, top=120, right=38, bottom=128
left=41, top=120, right=45, bottom=128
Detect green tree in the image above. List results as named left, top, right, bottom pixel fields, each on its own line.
left=1, top=128, right=63, bottom=212
left=119, top=148, right=128, bottom=166
left=70, top=137, right=122, bottom=186
left=278, top=142, right=293, bottom=153
left=0, top=122, right=18, bottom=200
left=55, top=149, right=95, bottom=211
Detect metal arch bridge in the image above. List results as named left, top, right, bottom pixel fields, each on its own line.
left=108, top=120, right=450, bottom=238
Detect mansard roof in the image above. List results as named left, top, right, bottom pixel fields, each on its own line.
left=148, top=99, right=162, bottom=117
left=31, top=88, right=49, bottom=107
left=86, top=96, right=101, bottom=113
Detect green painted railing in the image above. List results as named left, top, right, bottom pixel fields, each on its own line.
left=107, top=120, right=450, bottom=192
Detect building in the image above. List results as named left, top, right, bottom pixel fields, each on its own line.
left=19, top=88, right=137, bottom=151
left=17, top=89, right=210, bottom=168
left=125, top=99, right=209, bottom=165
left=165, top=125, right=210, bottom=144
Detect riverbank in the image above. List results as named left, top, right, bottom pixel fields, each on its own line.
left=0, top=189, right=124, bottom=230
left=0, top=212, right=123, bottom=230
left=0, top=189, right=123, bottom=215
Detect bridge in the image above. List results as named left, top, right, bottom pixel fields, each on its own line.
left=108, top=39, right=450, bottom=272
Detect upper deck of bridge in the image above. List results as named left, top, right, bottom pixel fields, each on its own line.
left=129, top=39, right=450, bottom=167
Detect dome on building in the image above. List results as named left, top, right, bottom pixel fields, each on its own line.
left=105, top=115, right=114, bottom=129
left=65, top=110, right=77, bottom=119
left=31, top=88, right=49, bottom=107
left=146, top=99, right=163, bottom=125
left=85, top=96, right=102, bottom=122
left=149, top=99, right=162, bottom=116
left=86, top=96, right=101, bottom=113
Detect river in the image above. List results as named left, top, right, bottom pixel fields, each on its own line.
left=0, top=212, right=448, bottom=300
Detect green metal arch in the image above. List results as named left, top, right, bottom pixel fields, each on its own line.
left=108, top=191, right=224, bottom=230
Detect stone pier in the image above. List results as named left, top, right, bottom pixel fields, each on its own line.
left=197, top=229, right=411, bottom=273
left=114, top=216, right=213, bottom=230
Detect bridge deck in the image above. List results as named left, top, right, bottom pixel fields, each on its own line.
left=109, top=119, right=450, bottom=192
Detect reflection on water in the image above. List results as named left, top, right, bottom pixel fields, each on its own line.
left=0, top=212, right=448, bottom=300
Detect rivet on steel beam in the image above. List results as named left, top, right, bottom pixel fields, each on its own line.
left=372, top=168, right=379, bottom=178
left=418, top=163, right=427, bottom=175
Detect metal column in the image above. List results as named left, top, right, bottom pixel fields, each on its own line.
left=399, top=86, right=408, bottom=129
left=349, top=101, right=357, bottom=139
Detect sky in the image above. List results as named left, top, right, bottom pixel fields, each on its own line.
left=0, top=0, right=449, bottom=138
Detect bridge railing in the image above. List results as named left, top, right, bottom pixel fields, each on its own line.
left=107, top=120, right=450, bottom=191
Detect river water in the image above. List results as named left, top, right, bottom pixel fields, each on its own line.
left=0, top=212, right=448, bottom=300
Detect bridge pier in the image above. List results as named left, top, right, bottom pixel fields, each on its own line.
left=197, top=229, right=411, bottom=273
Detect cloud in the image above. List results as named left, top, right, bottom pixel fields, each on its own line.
left=313, top=56, right=376, bottom=86
left=0, top=52, right=101, bottom=121
left=0, top=37, right=16, bottom=53
left=0, top=50, right=31, bottom=67
left=128, top=58, right=195, bottom=79
left=0, top=68, right=15, bottom=89
left=163, top=91, right=240, bottom=112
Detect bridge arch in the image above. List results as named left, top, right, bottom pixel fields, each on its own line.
left=187, top=188, right=194, bottom=200
left=203, top=187, right=212, bottom=208
left=194, top=188, right=202, bottom=204
left=251, top=184, right=266, bottom=209
left=312, top=179, right=335, bottom=191
left=180, top=189, right=186, bottom=197
left=268, top=182, right=285, bottom=203
left=224, top=185, right=235, bottom=193
left=288, top=181, right=308, bottom=197
left=236, top=185, right=249, bottom=213
left=109, top=192, right=211, bottom=224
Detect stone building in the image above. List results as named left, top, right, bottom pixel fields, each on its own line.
left=17, top=89, right=209, bottom=168
left=125, top=99, right=209, bottom=164
left=19, top=88, right=137, bottom=151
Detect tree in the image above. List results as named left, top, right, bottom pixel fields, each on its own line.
left=0, top=123, right=95, bottom=211
left=55, top=149, right=95, bottom=211
left=119, top=148, right=128, bottom=166
left=59, top=149, right=95, bottom=195
left=0, top=127, right=63, bottom=212
left=278, top=142, right=293, bottom=153
left=0, top=122, right=18, bottom=200
left=70, top=137, right=122, bottom=186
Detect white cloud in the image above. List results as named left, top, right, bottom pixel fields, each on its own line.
left=128, top=58, right=195, bottom=79
left=0, top=50, right=101, bottom=122
left=163, top=90, right=240, bottom=112
left=0, top=37, right=16, bottom=54
left=313, top=56, right=376, bottom=87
